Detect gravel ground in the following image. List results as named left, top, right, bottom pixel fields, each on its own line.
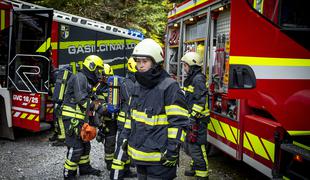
left=0, top=130, right=268, bottom=180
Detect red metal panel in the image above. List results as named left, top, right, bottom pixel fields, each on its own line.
left=12, top=91, right=41, bottom=132
left=230, top=0, right=310, bottom=59
left=51, top=20, right=58, bottom=67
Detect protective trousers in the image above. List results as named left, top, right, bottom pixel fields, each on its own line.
left=63, top=118, right=93, bottom=178
left=185, top=119, right=209, bottom=178
left=136, top=164, right=176, bottom=180
left=101, top=119, right=117, bottom=170
left=110, top=130, right=131, bottom=180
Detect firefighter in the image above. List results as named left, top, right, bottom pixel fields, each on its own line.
left=181, top=52, right=210, bottom=179
left=62, top=55, right=106, bottom=179
left=95, top=63, right=117, bottom=171
left=110, top=57, right=137, bottom=180
left=119, top=38, right=189, bottom=179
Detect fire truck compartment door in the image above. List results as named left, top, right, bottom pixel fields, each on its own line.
left=8, top=54, right=50, bottom=94
left=228, top=65, right=256, bottom=89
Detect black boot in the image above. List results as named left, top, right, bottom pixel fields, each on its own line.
left=63, top=169, right=77, bottom=180
left=105, top=160, right=112, bottom=171
left=52, top=139, right=66, bottom=146
left=79, top=165, right=101, bottom=176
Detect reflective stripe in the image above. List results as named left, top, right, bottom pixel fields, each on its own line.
left=180, top=130, right=186, bottom=142
left=64, top=159, right=78, bottom=171
left=195, top=170, right=208, bottom=177
left=117, top=116, right=126, bottom=122
left=57, top=116, right=66, bottom=140
left=62, top=111, right=85, bottom=120
left=111, top=163, right=124, bottom=170
left=112, top=159, right=124, bottom=166
left=1, top=10, right=5, bottom=30
left=165, top=105, right=189, bottom=117
left=200, top=145, right=209, bottom=177
left=36, top=37, right=51, bottom=52
left=78, top=155, right=90, bottom=164
left=62, top=105, right=84, bottom=114
left=293, top=141, right=310, bottom=151
left=168, top=128, right=178, bottom=139
left=105, top=153, right=114, bottom=160
left=59, top=70, right=69, bottom=101
left=192, top=104, right=203, bottom=112
left=183, top=85, right=194, bottom=93
left=288, top=131, right=310, bottom=136
left=98, top=95, right=105, bottom=100
left=124, top=119, right=131, bottom=129
left=119, top=111, right=126, bottom=116
left=128, top=145, right=162, bottom=162
left=132, top=110, right=169, bottom=126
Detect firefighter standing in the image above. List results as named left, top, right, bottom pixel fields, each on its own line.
left=110, top=57, right=137, bottom=180
left=119, top=38, right=189, bottom=179
left=182, top=52, right=210, bottom=179
left=95, top=63, right=118, bottom=171
left=62, top=55, right=106, bottom=179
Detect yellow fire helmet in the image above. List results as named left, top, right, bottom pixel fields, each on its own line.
left=103, top=63, right=114, bottom=76
left=181, top=52, right=203, bottom=66
left=83, top=55, right=104, bottom=72
left=127, top=57, right=137, bottom=73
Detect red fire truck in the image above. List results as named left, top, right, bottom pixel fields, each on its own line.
left=165, top=0, right=309, bottom=179
left=0, top=0, right=143, bottom=140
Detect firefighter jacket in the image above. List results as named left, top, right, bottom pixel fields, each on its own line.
left=116, top=74, right=135, bottom=130
left=183, top=70, right=209, bottom=119
left=61, top=71, right=93, bottom=121
left=121, top=76, right=189, bottom=165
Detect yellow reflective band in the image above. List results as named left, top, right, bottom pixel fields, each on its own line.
left=293, top=141, right=310, bottom=151
left=64, top=159, right=78, bottom=171
left=36, top=37, right=51, bottom=52
left=112, top=159, right=125, bottom=166
left=105, top=153, right=114, bottom=160
left=219, top=121, right=237, bottom=144
left=165, top=105, right=189, bottom=117
left=132, top=110, right=169, bottom=126
left=64, top=163, right=78, bottom=171
left=183, top=85, right=194, bottom=93
left=124, top=119, right=131, bottom=129
left=128, top=145, right=162, bottom=162
left=21, top=113, right=28, bottom=119
left=65, top=159, right=78, bottom=166
left=27, top=114, right=35, bottom=120
left=111, top=164, right=124, bottom=170
left=78, top=158, right=90, bottom=164
left=57, top=116, right=66, bottom=139
left=1, top=10, right=5, bottom=30
left=200, top=145, right=208, bottom=176
left=62, top=111, right=85, bottom=120
left=59, top=70, right=69, bottom=101
left=119, top=111, right=126, bottom=116
left=288, top=131, right=310, bottom=136
left=181, top=130, right=186, bottom=142
left=62, top=105, right=84, bottom=114
left=113, top=78, right=118, bottom=105
left=192, top=104, right=204, bottom=113
left=195, top=170, right=208, bottom=177
left=80, top=155, right=89, bottom=160
left=245, top=132, right=274, bottom=162
left=112, top=63, right=126, bottom=70
left=117, top=116, right=126, bottom=122
left=230, top=56, right=310, bottom=67
left=168, top=128, right=178, bottom=139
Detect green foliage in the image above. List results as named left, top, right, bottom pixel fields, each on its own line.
left=26, top=0, right=183, bottom=46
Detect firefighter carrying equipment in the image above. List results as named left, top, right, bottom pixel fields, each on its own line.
left=181, top=52, right=203, bottom=67
left=127, top=57, right=137, bottom=73
left=132, top=38, right=164, bottom=63
left=80, top=123, right=97, bottom=142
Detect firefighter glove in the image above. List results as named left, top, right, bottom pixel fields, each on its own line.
left=162, top=150, right=178, bottom=167
left=80, top=123, right=97, bottom=142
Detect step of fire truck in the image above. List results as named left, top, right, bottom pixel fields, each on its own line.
left=5, top=0, right=143, bottom=40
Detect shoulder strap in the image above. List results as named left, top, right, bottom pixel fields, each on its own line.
left=157, top=77, right=175, bottom=91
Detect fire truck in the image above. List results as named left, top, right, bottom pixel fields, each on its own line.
left=0, top=0, right=143, bottom=140
left=165, top=0, right=309, bottom=179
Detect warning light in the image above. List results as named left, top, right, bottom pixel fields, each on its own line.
left=173, top=23, right=178, bottom=27
left=219, top=6, right=224, bottom=11
left=293, top=154, right=303, bottom=162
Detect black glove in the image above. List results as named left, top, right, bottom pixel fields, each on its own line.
left=161, top=150, right=178, bottom=167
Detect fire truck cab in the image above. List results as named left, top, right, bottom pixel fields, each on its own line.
left=165, top=0, right=310, bottom=179
left=0, top=1, right=53, bottom=139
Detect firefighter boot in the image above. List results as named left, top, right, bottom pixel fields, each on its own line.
left=63, top=169, right=77, bottom=180
left=184, top=169, right=195, bottom=177
left=106, top=160, right=112, bottom=171
left=79, top=164, right=101, bottom=176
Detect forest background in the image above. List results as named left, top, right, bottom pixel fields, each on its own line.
left=26, top=0, right=185, bottom=45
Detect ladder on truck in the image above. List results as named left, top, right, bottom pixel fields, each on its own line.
left=6, top=0, right=143, bottom=40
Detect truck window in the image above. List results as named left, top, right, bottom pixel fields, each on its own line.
left=248, top=0, right=310, bottom=50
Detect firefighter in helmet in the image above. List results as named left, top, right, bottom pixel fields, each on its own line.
left=181, top=52, right=210, bottom=179
left=62, top=55, right=106, bottom=179
left=94, top=63, right=118, bottom=171
left=110, top=57, right=137, bottom=180
left=119, top=38, right=189, bottom=179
